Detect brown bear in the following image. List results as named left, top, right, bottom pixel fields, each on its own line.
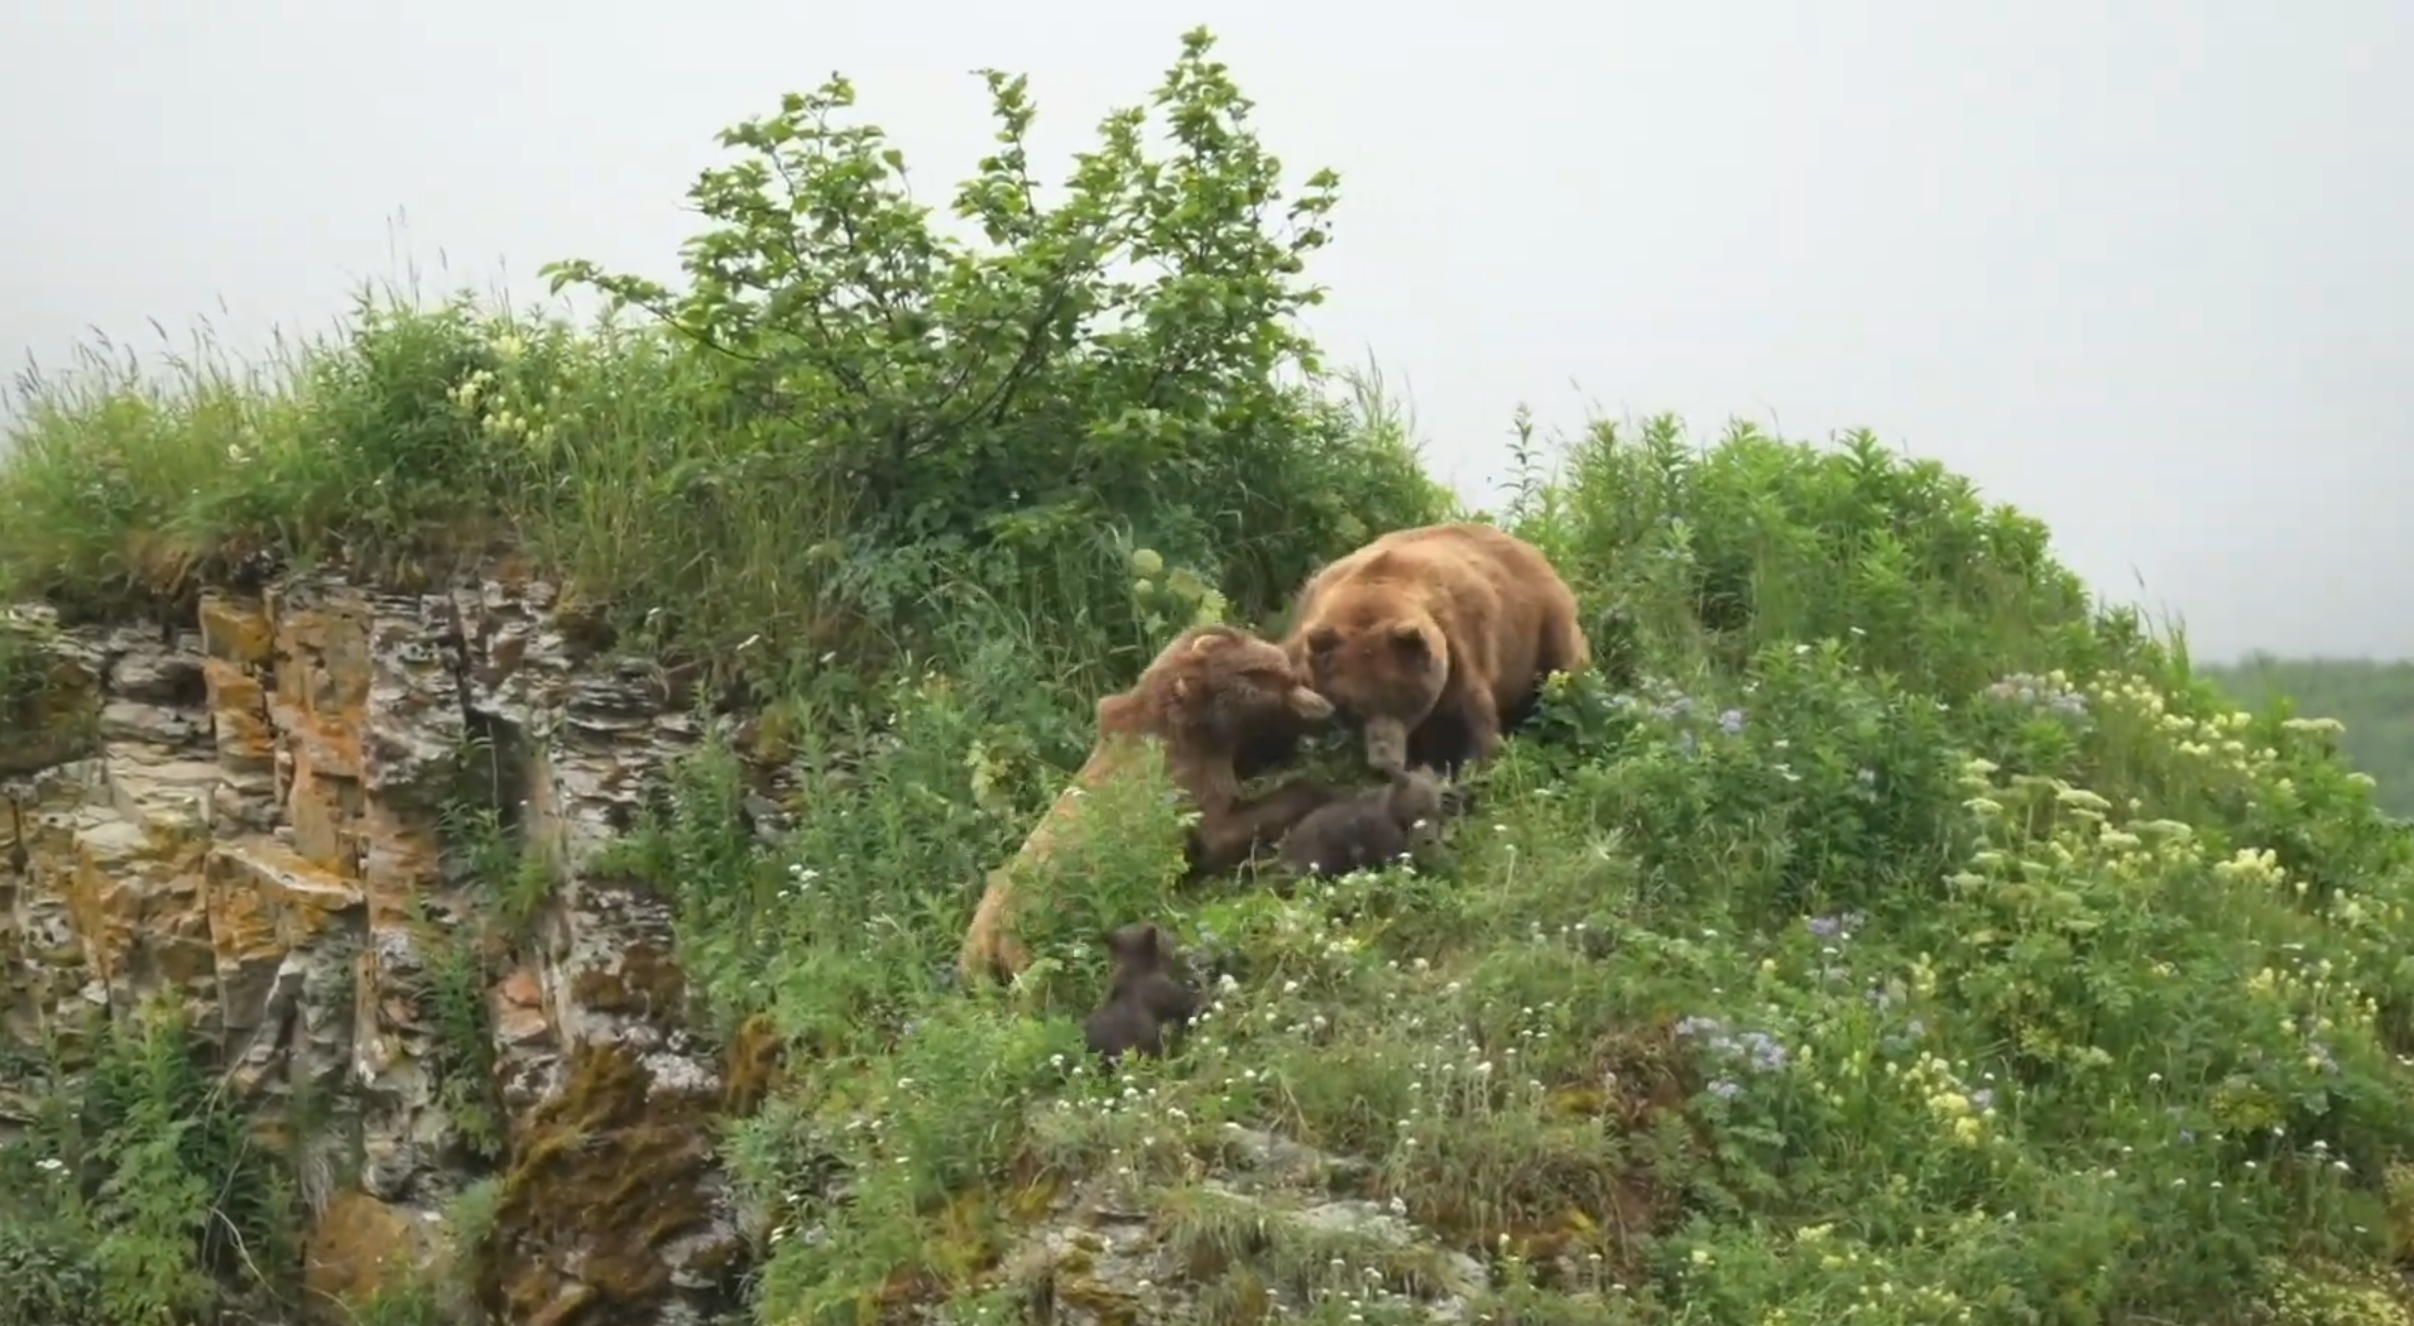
left=1283, top=522, right=1588, bottom=777
left=1083, top=922, right=1202, bottom=1066
left=1277, top=765, right=1465, bottom=880
left=957, top=624, right=1343, bottom=985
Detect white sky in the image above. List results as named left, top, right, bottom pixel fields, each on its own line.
left=4, top=0, right=2407, bottom=661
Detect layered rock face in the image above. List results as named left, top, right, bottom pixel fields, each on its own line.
left=0, top=575, right=746, bottom=1325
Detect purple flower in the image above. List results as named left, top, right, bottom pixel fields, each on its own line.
left=1718, top=708, right=1746, bottom=735
left=1806, top=911, right=1867, bottom=942
left=1739, top=1032, right=1790, bottom=1072
left=1708, top=1079, right=1743, bottom=1100
left=1682, top=1017, right=1789, bottom=1075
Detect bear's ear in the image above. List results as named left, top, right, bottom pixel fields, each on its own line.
left=1108, top=923, right=1161, bottom=966
left=1388, top=621, right=1430, bottom=657
left=1306, top=625, right=1344, bottom=656
left=1189, top=628, right=1232, bottom=655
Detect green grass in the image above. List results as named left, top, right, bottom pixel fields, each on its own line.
left=9, top=25, right=2414, bottom=1326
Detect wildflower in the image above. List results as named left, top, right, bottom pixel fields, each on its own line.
left=1718, top=708, right=1745, bottom=735
left=2054, top=785, right=2112, bottom=812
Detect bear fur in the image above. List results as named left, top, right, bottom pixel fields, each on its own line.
left=1083, top=922, right=1202, bottom=1066
left=957, top=624, right=1343, bottom=985
left=1283, top=522, right=1589, bottom=776
left=1277, top=766, right=1464, bottom=880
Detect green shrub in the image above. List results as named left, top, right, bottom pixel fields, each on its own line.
left=0, top=998, right=302, bottom=1325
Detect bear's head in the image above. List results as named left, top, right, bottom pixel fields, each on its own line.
left=1299, top=615, right=1450, bottom=774
left=1104, top=920, right=1173, bottom=985
left=1105, top=624, right=1335, bottom=754
left=1383, top=765, right=1448, bottom=829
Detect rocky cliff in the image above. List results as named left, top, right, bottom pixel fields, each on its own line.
left=1, top=572, right=752, bottom=1325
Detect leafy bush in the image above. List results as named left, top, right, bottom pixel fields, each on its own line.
left=8, top=24, right=2414, bottom=1326
left=0, top=998, right=301, bottom=1326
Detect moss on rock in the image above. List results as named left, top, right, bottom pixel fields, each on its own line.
left=479, top=1039, right=735, bottom=1326
left=721, top=1010, right=786, bottom=1118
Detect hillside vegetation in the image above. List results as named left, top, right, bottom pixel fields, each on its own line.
left=2204, top=658, right=2414, bottom=818
left=8, top=28, right=2414, bottom=1326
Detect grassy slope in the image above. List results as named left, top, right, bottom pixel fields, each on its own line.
left=8, top=30, right=2414, bottom=1326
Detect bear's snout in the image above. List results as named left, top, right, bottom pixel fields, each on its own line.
left=1286, top=686, right=1336, bottom=722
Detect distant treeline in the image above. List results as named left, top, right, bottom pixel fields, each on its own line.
left=2203, top=655, right=2414, bottom=817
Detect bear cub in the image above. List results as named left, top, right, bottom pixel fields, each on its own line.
left=1084, top=922, right=1203, bottom=1067
left=1278, top=766, right=1464, bottom=880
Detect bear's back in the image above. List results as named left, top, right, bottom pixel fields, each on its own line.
left=1298, top=523, right=1562, bottom=634
left=1281, top=790, right=1413, bottom=876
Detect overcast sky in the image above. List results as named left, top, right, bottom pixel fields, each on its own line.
left=3, top=0, right=2407, bottom=662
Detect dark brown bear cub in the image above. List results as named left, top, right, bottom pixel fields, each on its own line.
left=1085, top=922, right=1202, bottom=1067
left=1278, top=766, right=1459, bottom=879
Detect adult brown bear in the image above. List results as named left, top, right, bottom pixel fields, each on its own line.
left=957, top=624, right=1341, bottom=984
left=1284, top=521, right=1588, bottom=776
